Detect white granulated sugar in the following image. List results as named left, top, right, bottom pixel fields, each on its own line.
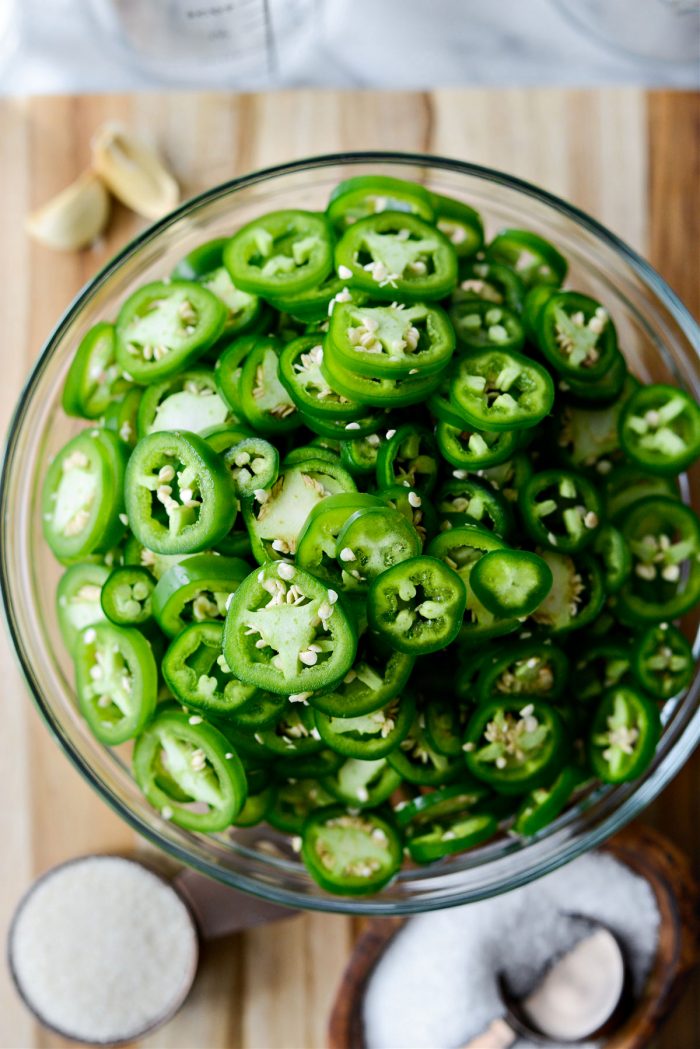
left=11, top=856, right=197, bottom=1043
left=364, top=852, right=660, bottom=1049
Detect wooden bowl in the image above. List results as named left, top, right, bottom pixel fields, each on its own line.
left=328, top=823, right=699, bottom=1049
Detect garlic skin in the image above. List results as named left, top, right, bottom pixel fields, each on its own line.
left=26, top=171, right=110, bottom=251
left=91, top=124, right=179, bottom=220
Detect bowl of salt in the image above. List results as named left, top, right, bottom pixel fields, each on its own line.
left=329, top=824, right=699, bottom=1049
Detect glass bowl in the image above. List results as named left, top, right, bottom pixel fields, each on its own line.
left=1, top=153, right=699, bottom=916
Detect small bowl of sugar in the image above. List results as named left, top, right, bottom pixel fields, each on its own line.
left=7, top=854, right=199, bottom=1045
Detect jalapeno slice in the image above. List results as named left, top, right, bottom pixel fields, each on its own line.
left=162, top=620, right=257, bottom=715
left=436, top=420, right=519, bottom=471
left=62, top=322, right=122, bottom=419
left=321, top=344, right=446, bottom=408
left=603, top=463, right=678, bottom=521
left=617, top=496, right=700, bottom=623
left=387, top=712, right=463, bottom=786
left=238, top=337, right=300, bottom=435
left=243, top=458, right=357, bottom=563
left=328, top=300, right=455, bottom=378
left=313, top=691, right=415, bottom=760
left=115, top=280, right=226, bottom=384
left=449, top=300, right=525, bottom=355
left=75, top=622, right=158, bottom=745
left=594, top=524, right=631, bottom=594
left=104, top=386, right=142, bottom=448
left=470, top=550, right=553, bottom=618
left=137, top=368, right=232, bottom=437
left=223, top=437, right=279, bottom=498
left=328, top=175, right=435, bottom=231
left=125, top=430, right=237, bottom=555
left=431, top=193, right=484, bottom=258
left=224, top=209, right=334, bottom=297
left=397, top=783, right=497, bottom=863
left=335, top=211, right=457, bottom=302
left=455, top=260, right=526, bottom=313
left=375, top=424, right=439, bottom=494
left=368, top=555, right=466, bottom=655
left=301, top=806, right=402, bottom=895
left=223, top=561, right=356, bottom=695
left=436, top=477, right=512, bottom=537
left=278, top=336, right=365, bottom=420
left=531, top=551, right=604, bottom=633
left=589, top=687, right=661, bottom=783
left=42, top=429, right=128, bottom=563
left=619, top=383, right=700, bottom=476
left=520, top=469, right=603, bottom=553
left=321, top=757, right=401, bottom=809
left=265, top=779, right=335, bottom=833
left=476, top=641, right=569, bottom=704
left=632, top=623, right=694, bottom=701
left=335, top=506, right=422, bottom=591
left=100, top=565, right=155, bottom=626
left=152, top=554, right=250, bottom=637
left=486, top=229, right=568, bottom=288
left=463, top=698, right=566, bottom=794
left=133, top=707, right=247, bottom=831
left=56, top=562, right=110, bottom=653
left=536, top=292, right=618, bottom=381
left=514, top=765, right=584, bottom=837
left=450, top=349, right=554, bottom=432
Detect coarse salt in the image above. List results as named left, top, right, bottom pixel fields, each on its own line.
left=10, top=856, right=197, bottom=1043
left=363, top=851, right=659, bottom=1049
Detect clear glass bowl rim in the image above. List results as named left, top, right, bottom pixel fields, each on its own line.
left=2, top=150, right=699, bottom=916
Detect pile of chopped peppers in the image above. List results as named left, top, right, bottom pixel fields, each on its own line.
left=45, top=175, right=700, bottom=896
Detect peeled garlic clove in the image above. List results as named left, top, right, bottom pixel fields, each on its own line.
left=91, top=124, right=179, bottom=220
left=26, top=171, right=110, bottom=251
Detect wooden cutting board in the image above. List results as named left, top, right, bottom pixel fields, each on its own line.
left=0, top=88, right=697, bottom=1049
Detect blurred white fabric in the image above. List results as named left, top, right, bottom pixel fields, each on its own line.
left=0, top=0, right=697, bottom=94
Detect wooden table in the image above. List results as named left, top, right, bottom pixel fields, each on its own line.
left=0, top=88, right=697, bottom=1049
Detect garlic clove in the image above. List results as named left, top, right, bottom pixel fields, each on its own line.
left=91, top=124, right=179, bottom=220
left=26, top=171, right=110, bottom=251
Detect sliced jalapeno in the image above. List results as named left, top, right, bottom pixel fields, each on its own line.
left=328, top=300, right=455, bottom=378
left=133, top=707, right=247, bottom=831
left=75, top=621, right=157, bottom=745
left=450, top=349, right=554, bottom=432
left=125, top=430, right=237, bottom=555
left=223, top=561, right=357, bottom=695
left=137, top=368, right=231, bottom=437
left=470, top=550, right=553, bottom=618
left=43, top=429, right=128, bottom=564
left=589, top=687, right=660, bottom=783
left=62, top=322, right=122, bottom=419
left=115, top=280, right=226, bottom=383
left=520, top=469, right=603, bottom=552
left=486, top=229, right=567, bottom=288
left=463, top=697, right=566, bottom=795
left=100, top=565, right=155, bottom=626
left=619, top=383, right=700, bottom=476
left=367, top=555, right=466, bottom=655
left=632, top=623, right=694, bottom=701
left=334, top=211, right=457, bottom=302
left=224, top=209, right=334, bottom=297
left=56, top=562, right=110, bottom=653
left=152, top=554, right=250, bottom=637
left=301, top=807, right=402, bottom=895
left=162, top=620, right=258, bottom=715
left=396, top=783, right=497, bottom=863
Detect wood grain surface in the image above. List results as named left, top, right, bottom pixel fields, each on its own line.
left=0, top=88, right=697, bottom=1049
